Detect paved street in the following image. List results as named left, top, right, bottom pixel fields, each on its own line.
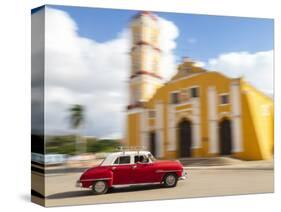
left=42, top=168, right=273, bottom=207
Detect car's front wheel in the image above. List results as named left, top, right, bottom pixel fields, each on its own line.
left=163, top=173, right=178, bottom=187
left=92, top=180, right=108, bottom=195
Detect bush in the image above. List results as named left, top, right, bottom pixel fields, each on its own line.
left=86, top=139, right=120, bottom=153
left=46, top=135, right=121, bottom=155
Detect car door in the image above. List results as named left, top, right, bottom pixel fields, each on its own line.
left=132, top=155, right=158, bottom=183
left=111, top=155, right=134, bottom=185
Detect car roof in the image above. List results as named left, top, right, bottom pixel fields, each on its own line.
left=110, top=151, right=150, bottom=156
left=101, top=151, right=151, bottom=166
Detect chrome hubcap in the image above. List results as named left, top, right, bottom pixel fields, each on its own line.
left=166, top=175, right=176, bottom=186
left=94, top=181, right=106, bottom=193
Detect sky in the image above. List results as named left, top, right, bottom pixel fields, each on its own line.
left=51, top=5, right=273, bottom=62
left=36, top=5, right=274, bottom=138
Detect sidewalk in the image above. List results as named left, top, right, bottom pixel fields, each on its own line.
left=182, top=158, right=274, bottom=170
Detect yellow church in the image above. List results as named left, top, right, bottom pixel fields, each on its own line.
left=126, top=11, right=274, bottom=160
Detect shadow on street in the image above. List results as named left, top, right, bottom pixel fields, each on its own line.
left=47, top=184, right=166, bottom=199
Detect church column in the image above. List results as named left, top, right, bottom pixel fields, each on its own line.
left=155, top=102, right=164, bottom=157
left=192, top=98, right=201, bottom=149
left=167, top=104, right=176, bottom=151
left=208, top=86, right=219, bottom=153
left=140, top=109, right=148, bottom=149
left=230, top=80, right=243, bottom=152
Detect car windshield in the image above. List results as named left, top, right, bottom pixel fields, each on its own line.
left=99, top=158, right=106, bottom=166
left=148, top=153, right=156, bottom=162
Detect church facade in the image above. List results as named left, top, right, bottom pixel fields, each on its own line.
left=126, top=11, right=274, bottom=160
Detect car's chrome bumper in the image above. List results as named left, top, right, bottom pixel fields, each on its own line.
left=179, top=176, right=186, bottom=180
left=179, top=170, right=187, bottom=180
left=76, top=180, right=82, bottom=188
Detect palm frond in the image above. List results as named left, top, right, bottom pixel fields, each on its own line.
left=68, top=104, right=85, bottom=129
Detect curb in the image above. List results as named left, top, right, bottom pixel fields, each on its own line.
left=184, top=166, right=273, bottom=170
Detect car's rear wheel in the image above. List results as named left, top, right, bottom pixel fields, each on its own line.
left=92, top=180, right=108, bottom=195
left=163, top=173, right=178, bottom=187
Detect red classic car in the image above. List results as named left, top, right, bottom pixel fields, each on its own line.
left=76, top=151, right=187, bottom=194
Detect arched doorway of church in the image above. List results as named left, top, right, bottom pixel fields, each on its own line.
left=178, top=119, right=192, bottom=157
left=219, top=118, right=232, bottom=155
left=149, top=131, right=156, bottom=156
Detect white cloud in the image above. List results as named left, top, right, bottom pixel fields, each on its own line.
left=44, top=8, right=179, bottom=137
left=193, top=61, right=206, bottom=67
left=158, top=17, right=179, bottom=80
left=205, top=50, right=273, bottom=95
left=45, top=8, right=129, bottom=137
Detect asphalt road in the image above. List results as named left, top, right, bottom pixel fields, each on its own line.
left=42, top=169, right=273, bottom=207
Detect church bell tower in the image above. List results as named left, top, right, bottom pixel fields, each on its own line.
left=128, top=11, right=163, bottom=109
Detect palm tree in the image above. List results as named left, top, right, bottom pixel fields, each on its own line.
left=69, top=104, right=85, bottom=155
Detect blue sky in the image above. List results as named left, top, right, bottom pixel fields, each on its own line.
left=51, top=5, right=273, bottom=63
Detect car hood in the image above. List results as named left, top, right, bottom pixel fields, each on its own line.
left=83, top=165, right=102, bottom=173
left=80, top=165, right=104, bottom=179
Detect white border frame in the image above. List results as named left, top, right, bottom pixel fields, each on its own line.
left=4, top=0, right=279, bottom=211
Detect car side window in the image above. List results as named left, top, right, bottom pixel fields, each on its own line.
left=114, top=156, right=131, bottom=165
left=134, top=155, right=149, bottom=164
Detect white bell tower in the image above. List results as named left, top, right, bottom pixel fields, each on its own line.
left=128, top=11, right=163, bottom=109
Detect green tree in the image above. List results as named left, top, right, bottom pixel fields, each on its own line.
left=69, top=104, right=85, bottom=155
left=86, top=139, right=121, bottom=153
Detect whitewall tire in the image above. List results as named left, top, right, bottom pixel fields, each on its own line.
left=92, top=180, right=108, bottom=195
